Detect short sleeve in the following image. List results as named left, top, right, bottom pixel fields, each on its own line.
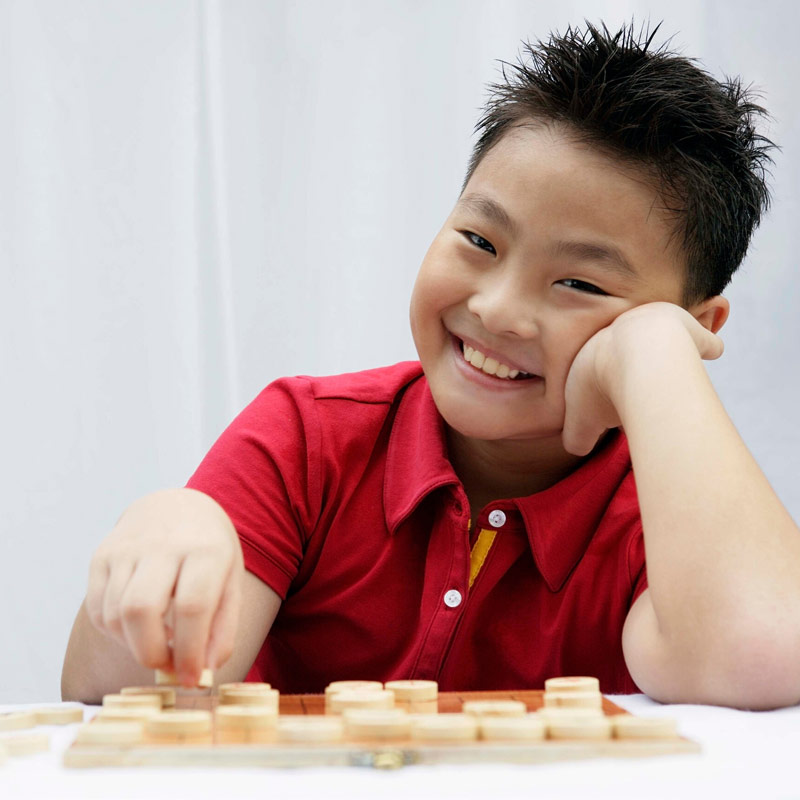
left=186, top=377, right=322, bottom=599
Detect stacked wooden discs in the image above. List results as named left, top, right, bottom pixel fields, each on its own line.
left=215, top=683, right=279, bottom=743
left=384, top=680, right=438, bottom=714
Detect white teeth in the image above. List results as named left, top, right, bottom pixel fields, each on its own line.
left=461, top=341, right=527, bottom=381
left=469, top=350, right=485, bottom=369
left=482, top=357, right=499, bottom=376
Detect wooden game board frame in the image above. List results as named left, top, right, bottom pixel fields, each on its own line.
left=63, top=690, right=701, bottom=769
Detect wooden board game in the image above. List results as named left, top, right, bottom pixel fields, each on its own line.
left=63, top=688, right=700, bottom=769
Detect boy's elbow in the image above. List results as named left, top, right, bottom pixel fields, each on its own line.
left=643, top=628, right=800, bottom=711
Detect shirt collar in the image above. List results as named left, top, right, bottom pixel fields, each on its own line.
left=383, top=371, right=632, bottom=592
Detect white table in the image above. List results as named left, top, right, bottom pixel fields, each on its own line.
left=1, top=695, right=797, bottom=799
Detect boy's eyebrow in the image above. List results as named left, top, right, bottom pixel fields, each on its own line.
left=552, top=240, right=640, bottom=281
left=456, top=193, right=518, bottom=236
left=457, top=192, right=639, bottom=280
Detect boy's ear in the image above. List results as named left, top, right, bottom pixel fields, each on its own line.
left=689, top=295, right=729, bottom=334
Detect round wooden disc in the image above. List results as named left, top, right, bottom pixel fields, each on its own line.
left=343, top=709, right=412, bottom=740
left=544, top=676, right=600, bottom=693
left=612, top=715, right=679, bottom=739
left=35, top=706, right=84, bottom=725
left=543, top=691, right=602, bottom=710
left=462, top=700, right=527, bottom=717
left=537, top=707, right=604, bottom=726
left=155, top=668, right=214, bottom=688
left=383, top=680, right=438, bottom=702
left=215, top=706, right=278, bottom=731
left=218, top=688, right=279, bottom=709
left=145, top=710, right=212, bottom=736
left=219, top=682, right=272, bottom=695
left=411, top=714, right=479, bottom=742
left=103, top=693, right=161, bottom=710
left=75, top=722, right=143, bottom=745
left=0, top=732, right=50, bottom=755
left=480, top=714, right=546, bottom=741
left=325, top=681, right=383, bottom=697
left=547, top=715, right=612, bottom=740
left=329, top=689, right=395, bottom=714
left=0, top=710, right=37, bottom=732
left=95, top=707, right=161, bottom=723
left=277, top=717, right=344, bottom=743
left=121, top=686, right=176, bottom=707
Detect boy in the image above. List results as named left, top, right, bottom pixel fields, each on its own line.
left=62, top=22, right=800, bottom=709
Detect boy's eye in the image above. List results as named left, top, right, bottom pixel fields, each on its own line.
left=462, top=231, right=497, bottom=255
left=559, top=278, right=608, bottom=296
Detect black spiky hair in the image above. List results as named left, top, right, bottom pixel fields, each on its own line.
left=463, top=21, right=775, bottom=304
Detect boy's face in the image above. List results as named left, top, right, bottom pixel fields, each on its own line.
left=410, top=122, right=689, bottom=446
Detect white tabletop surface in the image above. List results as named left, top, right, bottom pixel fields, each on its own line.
left=1, top=694, right=798, bottom=800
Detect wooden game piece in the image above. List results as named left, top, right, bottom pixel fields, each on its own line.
left=155, top=668, right=214, bottom=688
left=145, top=710, right=213, bottom=743
left=395, top=699, right=439, bottom=714
left=219, top=682, right=271, bottom=695
left=102, top=693, right=162, bottom=710
left=328, top=689, right=395, bottom=714
left=325, top=680, right=384, bottom=694
left=0, top=710, right=37, bottom=731
left=121, top=686, right=176, bottom=707
left=542, top=691, right=602, bottom=710
left=480, top=714, right=547, bottom=741
left=461, top=700, right=527, bottom=717
left=342, top=709, right=412, bottom=741
left=277, top=716, right=345, bottom=744
left=547, top=715, right=612, bottom=740
left=537, top=706, right=604, bottom=720
left=218, top=687, right=280, bottom=710
left=215, top=706, right=278, bottom=744
left=544, top=676, right=600, bottom=693
left=94, top=707, right=161, bottom=724
left=612, top=715, right=679, bottom=739
left=411, top=713, right=479, bottom=743
left=0, top=732, right=50, bottom=755
left=324, top=680, right=383, bottom=710
left=383, top=680, right=438, bottom=702
left=35, top=705, right=84, bottom=725
left=75, top=722, right=144, bottom=745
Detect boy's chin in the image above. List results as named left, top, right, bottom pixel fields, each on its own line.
left=442, top=412, right=564, bottom=446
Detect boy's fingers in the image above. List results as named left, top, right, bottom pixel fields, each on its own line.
left=101, top=559, right=136, bottom=646
left=206, top=568, right=242, bottom=670
left=118, top=557, right=177, bottom=670
left=171, top=554, right=228, bottom=685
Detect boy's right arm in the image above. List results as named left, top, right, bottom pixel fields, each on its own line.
left=61, top=488, right=281, bottom=703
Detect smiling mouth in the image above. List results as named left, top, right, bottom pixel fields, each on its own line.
left=457, top=338, right=537, bottom=381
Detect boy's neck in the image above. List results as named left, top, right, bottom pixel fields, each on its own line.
left=445, top=427, right=585, bottom=517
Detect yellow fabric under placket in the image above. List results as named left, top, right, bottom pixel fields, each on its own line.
left=469, top=528, right=498, bottom=589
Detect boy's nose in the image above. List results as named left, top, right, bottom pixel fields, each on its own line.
left=466, top=278, right=539, bottom=339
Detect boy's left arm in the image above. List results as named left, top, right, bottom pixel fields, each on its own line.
left=564, top=302, right=800, bottom=710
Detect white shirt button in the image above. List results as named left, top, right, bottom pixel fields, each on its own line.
left=488, top=509, right=507, bottom=528
left=443, top=589, right=462, bottom=608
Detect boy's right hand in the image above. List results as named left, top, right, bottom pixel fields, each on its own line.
left=85, top=488, right=244, bottom=686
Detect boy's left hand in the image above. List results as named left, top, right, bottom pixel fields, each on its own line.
left=562, top=301, right=725, bottom=456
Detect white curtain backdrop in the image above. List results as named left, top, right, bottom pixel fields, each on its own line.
left=1, top=0, right=798, bottom=702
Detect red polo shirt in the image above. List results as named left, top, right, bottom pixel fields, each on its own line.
left=187, top=362, right=647, bottom=694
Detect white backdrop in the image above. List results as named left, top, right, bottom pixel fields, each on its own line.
left=1, top=0, right=798, bottom=702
